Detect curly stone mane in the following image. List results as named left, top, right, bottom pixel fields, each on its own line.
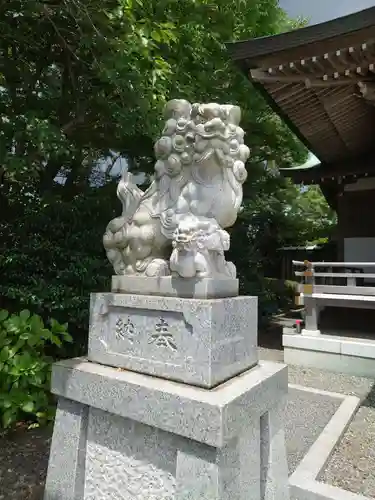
left=103, top=99, right=250, bottom=277
left=153, top=100, right=250, bottom=187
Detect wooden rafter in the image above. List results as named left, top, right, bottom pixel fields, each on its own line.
left=250, top=68, right=362, bottom=87
left=250, top=41, right=375, bottom=90
left=279, top=152, right=375, bottom=185
left=250, top=40, right=375, bottom=160
left=229, top=8, right=375, bottom=164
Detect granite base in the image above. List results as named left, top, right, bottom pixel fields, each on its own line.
left=111, top=275, right=239, bottom=299
left=44, top=358, right=290, bottom=500
left=88, top=293, right=258, bottom=388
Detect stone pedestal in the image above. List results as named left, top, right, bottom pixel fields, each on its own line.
left=44, top=358, right=289, bottom=500
left=111, top=275, right=239, bottom=299
left=88, top=293, right=258, bottom=388
left=44, top=290, right=290, bottom=499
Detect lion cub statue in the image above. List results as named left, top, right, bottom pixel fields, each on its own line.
left=170, top=216, right=236, bottom=279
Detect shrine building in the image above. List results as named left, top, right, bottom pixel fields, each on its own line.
left=228, top=7, right=375, bottom=263
left=228, top=8, right=375, bottom=378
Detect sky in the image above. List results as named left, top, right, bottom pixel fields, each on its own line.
left=279, top=1, right=375, bottom=167
left=279, top=0, right=375, bottom=26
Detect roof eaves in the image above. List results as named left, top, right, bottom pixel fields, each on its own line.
left=279, top=163, right=322, bottom=172
left=227, top=7, right=375, bottom=62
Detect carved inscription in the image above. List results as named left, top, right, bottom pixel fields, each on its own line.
left=115, top=317, right=135, bottom=343
left=149, top=318, right=177, bottom=351
left=112, top=312, right=179, bottom=352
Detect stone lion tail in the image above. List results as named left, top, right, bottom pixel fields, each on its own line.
left=103, top=171, right=144, bottom=274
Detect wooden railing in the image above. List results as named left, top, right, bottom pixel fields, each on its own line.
left=277, top=243, right=336, bottom=281
left=292, top=261, right=375, bottom=334
left=293, top=261, right=375, bottom=295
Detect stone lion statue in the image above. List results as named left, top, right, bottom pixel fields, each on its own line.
left=169, top=216, right=236, bottom=279
left=103, top=99, right=250, bottom=278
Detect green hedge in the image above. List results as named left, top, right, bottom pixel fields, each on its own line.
left=0, top=187, right=116, bottom=354
left=0, top=309, right=72, bottom=429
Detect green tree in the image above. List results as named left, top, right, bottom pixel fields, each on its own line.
left=0, top=0, right=309, bottom=344
left=0, top=0, right=178, bottom=190
left=229, top=165, right=337, bottom=280
left=0, top=0, right=306, bottom=190
left=284, top=184, right=337, bottom=244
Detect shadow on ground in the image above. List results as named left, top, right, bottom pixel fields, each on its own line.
left=320, top=307, right=375, bottom=341
left=0, top=425, right=52, bottom=500
left=258, top=310, right=301, bottom=350
left=258, top=321, right=283, bottom=350
left=362, top=381, right=375, bottom=408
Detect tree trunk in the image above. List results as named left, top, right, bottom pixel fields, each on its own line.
left=38, top=159, right=63, bottom=193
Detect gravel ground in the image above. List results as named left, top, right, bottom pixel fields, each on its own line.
left=319, top=379, right=375, bottom=497
left=259, top=347, right=374, bottom=399
left=320, top=405, right=375, bottom=497
left=287, top=364, right=374, bottom=399
left=284, top=387, right=341, bottom=474
left=260, top=347, right=375, bottom=496
left=288, top=362, right=375, bottom=496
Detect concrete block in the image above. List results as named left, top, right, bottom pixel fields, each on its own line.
left=284, top=346, right=375, bottom=379
left=284, top=347, right=344, bottom=374
left=340, top=338, right=375, bottom=359
left=283, top=333, right=375, bottom=378
left=88, top=293, right=258, bottom=388
left=283, top=333, right=341, bottom=354
left=301, top=329, right=322, bottom=337
left=338, top=354, right=375, bottom=379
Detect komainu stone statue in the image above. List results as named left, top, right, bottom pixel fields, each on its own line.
left=169, top=216, right=236, bottom=279
left=103, top=99, right=250, bottom=278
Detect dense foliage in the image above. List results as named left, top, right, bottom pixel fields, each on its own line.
left=0, top=187, right=115, bottom=350
left=0, top=0, right=335, bottom=355
left=284, top=184, right=337, bottom=244
left=228, top=163, right=336, bottom=319
left=1, top=173, right=336, bottom=340
left=0, top=309, right=72, bottom=429
left=0, top=0, right=307, bottom=190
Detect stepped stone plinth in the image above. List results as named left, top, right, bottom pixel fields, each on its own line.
left=44, top=99, right=290, bottom=500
